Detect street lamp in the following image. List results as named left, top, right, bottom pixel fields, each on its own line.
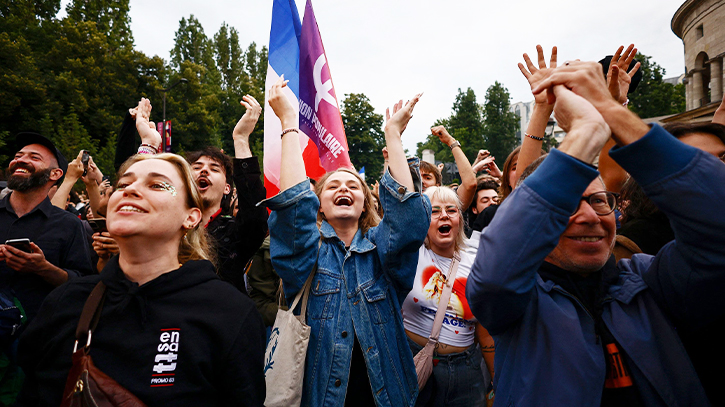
left=160, top=78, right=188, bottom=152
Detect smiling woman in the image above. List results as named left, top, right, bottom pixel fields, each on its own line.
left=264, top=77, right=431, bottom=406
left=17, top=153, right=267, bottom=406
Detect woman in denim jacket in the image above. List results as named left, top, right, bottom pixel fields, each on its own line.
left=263, top=78, right=431, bottom=406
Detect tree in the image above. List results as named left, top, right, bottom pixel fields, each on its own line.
left=628, top=53, right=686, bottom=118
left=341, top=93, right=385, bottom=183
left=66, top=0, right=133, bottom=49
left=482, top=81, right=519, bottom=162
left=416, top=88, right=485, bottom=163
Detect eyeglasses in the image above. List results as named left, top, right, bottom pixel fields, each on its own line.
left=431, top=206, right=459, bottom=219
left=574, top=192, right=619, bottom=216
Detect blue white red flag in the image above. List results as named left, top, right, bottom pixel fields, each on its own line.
left=264, top=0, right=351, bottom=198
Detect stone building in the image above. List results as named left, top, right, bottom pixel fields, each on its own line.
left=668, top=0, right=725, bottom=123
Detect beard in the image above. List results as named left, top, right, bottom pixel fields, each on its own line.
left=6, top=164, right=53, bottom=192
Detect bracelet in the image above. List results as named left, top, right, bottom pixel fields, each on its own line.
left=140, top=143, right=161, bottom=153
left=449, top=140, right=461, bottom=150
left=137, top=146, right=157, bottom=155
left=281, top=128, right=299, bottom=138
left=525, top=133, right=544, bottom=141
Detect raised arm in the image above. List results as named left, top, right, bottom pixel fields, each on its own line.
left=712, top=89, right=725, bottom=126
left=51, top=151, right=84, bottom=209
left=233, top=95, right=262, bottom=159
left=431, top=125, right=476, bottom=209
left=268, top=76, right=306, bottom=191
left=230, top=94, right=268, bottom=273
left=515, top=45, right=556, bottom=182
left=598, top=45, right=641, bottom=192
left=384, top=95, right=421, bottom=191
left=134, top=98, right=162, bottom=155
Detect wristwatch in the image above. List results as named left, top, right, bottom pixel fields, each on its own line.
left=449, top=140, right=461, bottom=150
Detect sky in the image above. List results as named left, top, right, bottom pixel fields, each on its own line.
left=59, top=0, right=688, bottom=154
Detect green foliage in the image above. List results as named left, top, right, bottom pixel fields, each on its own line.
left=416, top=88, right=485, bottom=163
left=0, top=4, right=269, bottom=179
left=482, top=81, right=519, bottom=162
left=341, top=93, right=385, bottom=182
left=629, top=53, right=686, bottom=118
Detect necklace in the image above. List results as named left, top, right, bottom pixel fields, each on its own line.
left=428, top=248, right=453, bottom=282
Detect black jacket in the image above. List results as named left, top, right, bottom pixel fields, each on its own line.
left=17, top=257, right=266, bottom=406
left=208, top=157, right=268, bottom=292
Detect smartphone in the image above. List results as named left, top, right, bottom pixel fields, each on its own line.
left=82, top=150, right=90, bottom=176
left=5, top=238, right=31, bottom=253
left=87, top=218, right=107, bottom=234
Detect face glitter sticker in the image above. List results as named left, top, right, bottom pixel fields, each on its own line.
left=159, top=181, right=177, bottom=196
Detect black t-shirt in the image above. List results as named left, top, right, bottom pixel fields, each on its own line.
left=538, top=259, right=643, bottom=407
left=472, top=204, right=499, bottom=232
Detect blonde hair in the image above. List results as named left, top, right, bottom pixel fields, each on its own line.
left=115, top=153, right=214, bottom=266
left=424, top=186, right=466, bottom=253
left=315, top=168, right=380, bottom=234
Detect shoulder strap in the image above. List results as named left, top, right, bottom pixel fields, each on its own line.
left=74, top=281, right=107, bottom=350
left=427, top=252, right=461, bottom=344
left=286, top=239, right=322, bottom=324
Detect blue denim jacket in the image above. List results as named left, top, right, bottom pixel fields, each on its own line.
left=265, top=167, right=431, bottom=407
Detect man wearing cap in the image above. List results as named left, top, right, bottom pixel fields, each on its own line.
left=0, top=133, right=93, bottom=325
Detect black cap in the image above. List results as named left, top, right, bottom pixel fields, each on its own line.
left=14, top=132, right=68, bottom=184
left=599, top=56, right=643, bottom=95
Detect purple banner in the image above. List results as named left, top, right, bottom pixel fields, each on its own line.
left=298, top=0, right=352, bottom=171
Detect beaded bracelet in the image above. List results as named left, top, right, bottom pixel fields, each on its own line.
left=140, top=143, right=161, bottom=153
left=281, top=128, right=299, bottom=138
left=525, top=133, right=544, bottom=141
left=137, top=146, right=157, bottom=155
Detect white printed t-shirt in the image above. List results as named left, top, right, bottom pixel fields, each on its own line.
left=402, top=245, right=477, bottom=347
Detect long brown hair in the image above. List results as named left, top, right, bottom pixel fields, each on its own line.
left=499, top=146, right=521, bottom=201
left=115, top=153, right=214, bottom=265
left=314, top=168, right=380, bottom=234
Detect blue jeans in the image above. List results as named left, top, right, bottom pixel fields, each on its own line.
left=408, top=337, right=487, bottom=407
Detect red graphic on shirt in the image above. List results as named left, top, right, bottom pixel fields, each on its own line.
left=420, top=265, right=472, bottom=320
left=604, top=343, right=633, bottom=388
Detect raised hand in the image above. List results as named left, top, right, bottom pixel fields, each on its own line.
left=553, top=85, right=611, bottom=164
left=82, top=156, right=102, bottom=185
left=519, top=45, right=558, bottom=107
left=234, top=95, right=263, bottom=140
left=67, top=151, right=85, bottom=181
left=268, top=76, right=297, bottom=129
left=473, top=150, right=490, bottom=167
left=431, top=125, right=455, bottom=146
left=607, top=44, right=641, bottom=104
left=532, top=61, right=613, bottom=109
left=135, top=98, right=162, bottom=149
left=385, top=93, right=422, bottom=136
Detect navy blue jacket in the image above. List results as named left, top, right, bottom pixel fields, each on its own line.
left=466, top=125, right=722, bottom=407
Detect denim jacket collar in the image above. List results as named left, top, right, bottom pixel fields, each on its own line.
left=319, top=221, right=376, bottom=253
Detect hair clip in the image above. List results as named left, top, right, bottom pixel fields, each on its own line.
left=160, top=181, right=177, bottom=196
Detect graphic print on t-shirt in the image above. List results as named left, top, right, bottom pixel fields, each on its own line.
left=402, top=247, right=478, bottom=347
left=420, top=265, right=473, bottom=320
left=150, top=328, right=180, bottom=387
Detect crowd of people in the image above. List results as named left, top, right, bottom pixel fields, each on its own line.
left=1, top=43, right=724, bottom=407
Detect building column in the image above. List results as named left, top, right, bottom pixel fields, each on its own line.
left=711, top=58, right=723, bottom=104
left=686, top=77, right=692, bottom=110
left=692, top=70, right=704, bottom=108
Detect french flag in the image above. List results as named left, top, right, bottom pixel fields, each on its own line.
left=263, top=0, right=352, bottom=198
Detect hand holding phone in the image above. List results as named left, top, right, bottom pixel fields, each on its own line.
left=4, top=238, right=32, bottom=253
left=82, top=151, right=90, bottom=177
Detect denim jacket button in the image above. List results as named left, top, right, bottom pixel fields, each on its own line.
left=335, top=379, right=342, bottom=387
left=397, top=186, right=406, bottom=194
left=341, top=331, right=348, bottom=338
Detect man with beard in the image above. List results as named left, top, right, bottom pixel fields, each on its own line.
left=133, top=95, right=267, bottom=293
left=0, top=133, right=93, bottom=324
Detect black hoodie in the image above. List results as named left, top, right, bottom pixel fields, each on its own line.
left=16, top=257, right=266, bottom=406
